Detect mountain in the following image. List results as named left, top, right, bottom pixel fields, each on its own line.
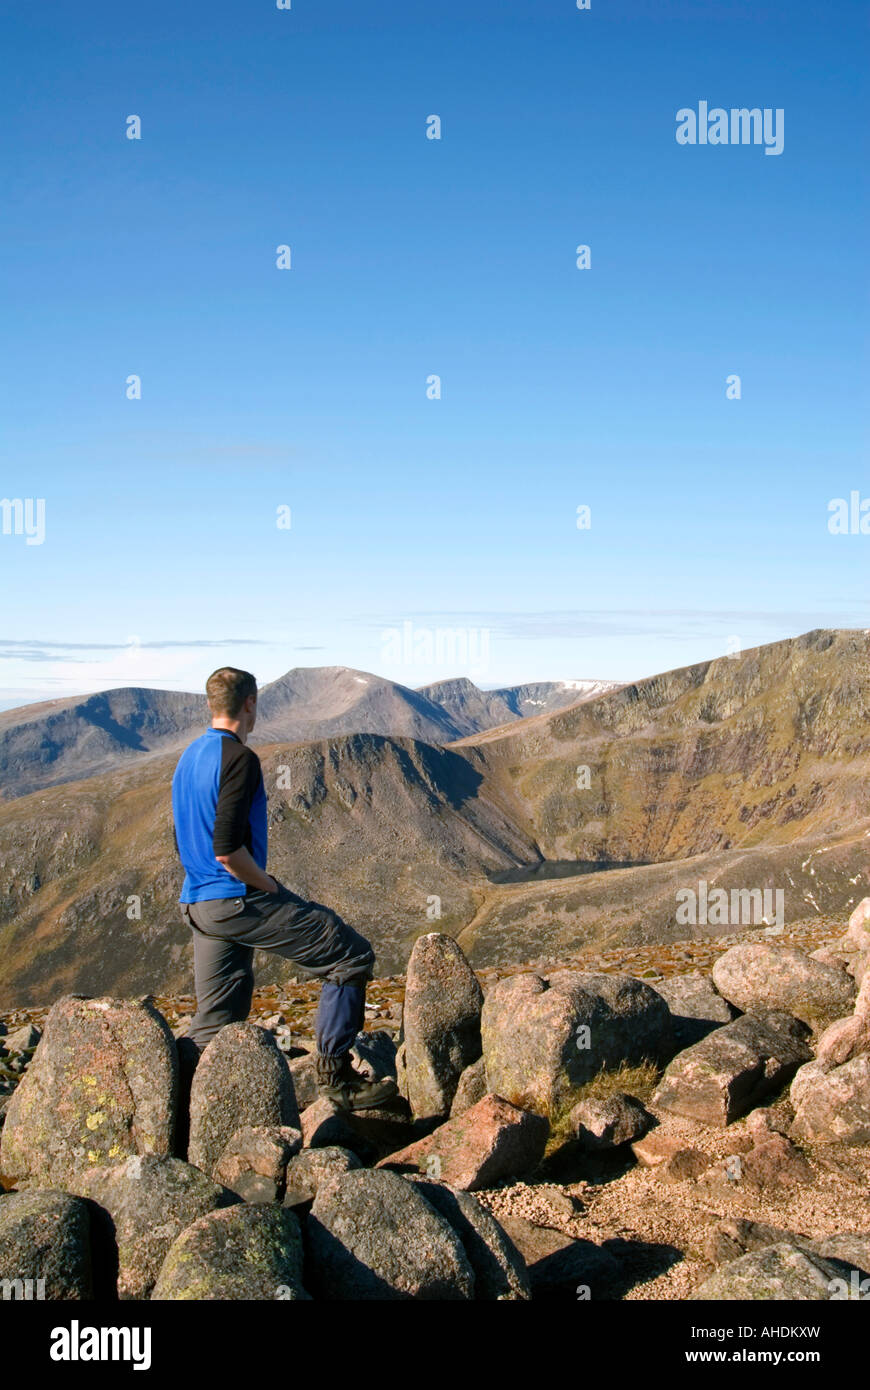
left=0, top=667, right=616, bottom=801
left=0, top=668, right=466, bottom=801
left=256, top=667, right=463, bottom=745
left=417, top=677, right=621, bottom=737
left=0, top=629, right=867, bottom=1006
left=0, top=688, right=205, bottom=801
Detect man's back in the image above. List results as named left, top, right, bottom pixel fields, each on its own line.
left=171, top=726, right=267, bottom=903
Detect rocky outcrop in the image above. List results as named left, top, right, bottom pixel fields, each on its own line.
left=305, top=1168, right=476, bottom=1299
left=0, top=1189, right=93, bottom=1299
left=481, top=970, right=671, bottom=1116
left=72, top=1154, right=237, bottom=1299
left=652, top=1011, right=813, bottom=1126
left=691, top=1243, right=842, bottom=1300
left=402, top=934, right=483, bottom=1121
left=377, top=1094, right=548, bottom=1191
left=187, top=1024, right=298, bottom=1178
left=0, top=996, right=177, bottom=1188
left=568, top=1093, right=653, bottom=1152
left=790, top=1054, right=870, bottom=1144
left=711, top=944, right=855, bottom=1025
left=151, top=1204, right=309, bottom=1300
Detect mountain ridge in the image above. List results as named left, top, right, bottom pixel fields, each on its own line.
left=0, top=629, right=867, bottom=1005
left=0, top=667, right=615, bottom=801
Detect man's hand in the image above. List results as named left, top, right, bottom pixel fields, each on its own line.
left=215, top=847, right=279, bottom=894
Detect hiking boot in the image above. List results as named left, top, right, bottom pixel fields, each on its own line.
left=315, top=1051, right=400, bottom=1111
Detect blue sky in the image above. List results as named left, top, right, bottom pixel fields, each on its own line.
left=0, top=0, right=867, bottom=708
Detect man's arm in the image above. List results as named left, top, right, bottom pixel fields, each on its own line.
left=213, top=742, right=278, bottom=893
left=215, top=845, right=278, bottom=894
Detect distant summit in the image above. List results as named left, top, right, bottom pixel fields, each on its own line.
left=0, top=666, right=618, bottom=800
left=417, top=677, right=621, bottom=737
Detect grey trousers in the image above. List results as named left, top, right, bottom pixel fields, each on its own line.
left=181, top=883, right=375, bottom=1051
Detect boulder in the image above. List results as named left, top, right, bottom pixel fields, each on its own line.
left=705, top=1217, right=803, bottom=1265
left=631, top=1130, right=693, bottom=1167
left=849, top=952, right=870, bottom=987
left=816, top=1011, right=870, bottom=1066
left=410, top=1179, right=531, bottom=1300
left=705, top=1219, right=870, bottom=1279
left=481, top=970, right=671, bottom=1116
left=812, top=1233, right=870, bottom=1278
left=0, top=996, right=177, bottom=1189
left=395, top=1042, right=408, bottom=1100
left=450, top=1057, right=487, bottom=1117
left=283, top=1146, right=362, bottom=1209
left=791, top=1053, right=870, bottom=1144
left=152, top=1204, right=309, bottom=1300
left=376, top=1094, right=548, bottom=1191
left=299, top=1098, right=374, bottom=1159
left=305, top=1168, right=475, bottom=1299
left=568, top=1093, right=653, bottom=1152
left=655, top=1148, right=712, bottom=1184
left=745, top=1107, right=788, bottom=1139
left=2, top=1023, right=41, bottom=1055
left=844, top=898, right=870, bottom=952
left=351, top=1030, right=398, bottom=1080
left=0, top=1189, right=93, bottom=1299
left=287, top=1053, right=318, bottom=1111
left=711, top=944, right=855, bottom=1025
left=699, top=1135, right=814, bottom=1195
left=213, top=1125, right=302, bottom=1203
left=496, top=1215, right=623, bottom=1300
left=652, top=973, right=737, bottom=1050
left=854, top=968, right=870, bottom=1019
left=72, top=1154, right=237, bottom=1299
left=691, top=1242, right=841, bottom=1300
left=188, top=1024, right=298, bottom=1178
left=652, top=1011, right=813, bottom=1127
left=790, top=1057, right=829, bottom=1110
left=402, top=933, right=483, bottom=1121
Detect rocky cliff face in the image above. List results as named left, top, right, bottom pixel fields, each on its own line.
left=462, top=629, right=870, bottom=863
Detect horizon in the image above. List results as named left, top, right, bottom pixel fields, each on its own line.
left=1, top=622, right=863, bottom=717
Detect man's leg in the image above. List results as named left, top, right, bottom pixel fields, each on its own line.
left=218, top=886, right=395, bottom=1109
left=315, top=981, right=367, bottom=1056
left=187, top=919, right=255, bottom=1050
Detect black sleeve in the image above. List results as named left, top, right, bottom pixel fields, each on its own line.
left=213, top=742, right=263, bottom=856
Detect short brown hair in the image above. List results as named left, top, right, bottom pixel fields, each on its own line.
left=206, top=667, right=258, bottom=717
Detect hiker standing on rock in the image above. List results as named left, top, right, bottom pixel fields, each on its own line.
left=171, top=666, right=397, bottom=1110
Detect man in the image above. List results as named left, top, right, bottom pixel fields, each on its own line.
left=171, top=666, right=397, bottom=1110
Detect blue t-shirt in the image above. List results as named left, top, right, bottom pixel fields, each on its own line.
left=171, top=727, right=268, bottom=902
